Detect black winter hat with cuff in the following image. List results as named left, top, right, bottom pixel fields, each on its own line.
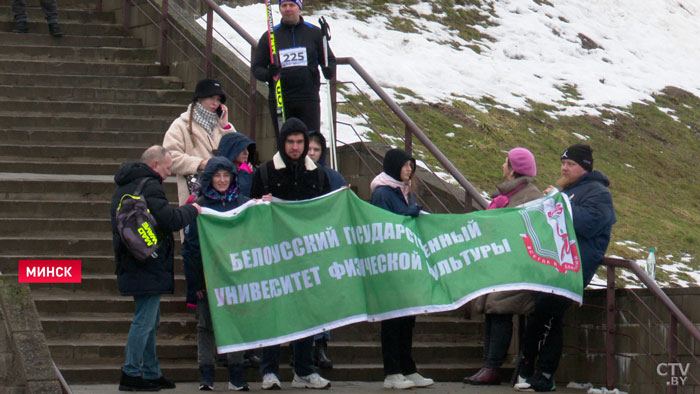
left=193, top=78, right=227, bottom=104
left=561, top=143, right=593, bottom=172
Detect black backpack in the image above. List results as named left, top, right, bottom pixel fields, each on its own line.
left=116, top=178, right=160, bottom=261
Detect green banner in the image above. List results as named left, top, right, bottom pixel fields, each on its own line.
left=198, top=188, right=582, bottom=353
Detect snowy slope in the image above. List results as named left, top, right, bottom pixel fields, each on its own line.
left=205, top=0, right=700, bottom=119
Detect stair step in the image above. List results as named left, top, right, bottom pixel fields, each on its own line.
left=57, top=361, right=492, bottom=384
left=30, top=273, right=186, bottom=294
left=0, top=160, right=122, bottom=175
left=0, top=143, right=150, bottom=162
left=0, top=59, right=161, bottom=77
left=0, top=44, right=157, bottom=63
left=0, top=128, right=164, bottom=146
left=0, top=172, right=178, bottom=201
left=0, top=73, right=183, bottom=89
left=34, top=292, right=189, bottom=314
left=0, top=31, right=139, bottom=47
left=0, top=112, right=171, bottom=130
left=47, top=338, right=479, bottom=365
left=0, top=200, right=111, bottom=218
left=0, top=236, right=114, bottom=255
left=0, top=6, right=115, bottom=24
left=0, top=99, right=182, bottom=117
left=0, top=217, right=111, bottom=236
left=0, top=20, right=125, bottom=37
left=0, top=85, right=191, bottom=103
left=39, top=313, right=476, bottom=341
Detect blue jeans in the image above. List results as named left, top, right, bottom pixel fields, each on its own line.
left=12, top=0, right=58, bottom=23
left=123, top=294, right=162, bottom=379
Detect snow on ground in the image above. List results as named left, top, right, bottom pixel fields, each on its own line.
left=205, top=0, right=700, bottom=140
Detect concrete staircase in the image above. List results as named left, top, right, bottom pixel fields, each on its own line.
left=0, top=0, right=494, bottom=385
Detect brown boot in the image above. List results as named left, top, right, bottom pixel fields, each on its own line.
left=463, top=367, right=500, bottom=385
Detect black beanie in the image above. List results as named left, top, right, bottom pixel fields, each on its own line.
left=561, top=143, right=593, bottom=172
left=383, top=148, right=415, bottom=182
left=193, top=78, right=226, bottom=104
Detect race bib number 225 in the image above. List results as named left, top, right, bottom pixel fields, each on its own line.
left=279, top=47, right=307, bottom=68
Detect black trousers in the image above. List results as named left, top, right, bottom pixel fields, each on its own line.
left=521, top=293, right=572, bottom=375
left=483, top=313, right=513, bottom=368
left=381, top=316, right=417, bottom=376
left=268, top=99, right=321, bottom=140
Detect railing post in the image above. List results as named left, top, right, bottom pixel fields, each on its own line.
left=464, top=190, right=473, bottom=213
left=123, top=0, right=131, bottom=35
left=159, top=0, right=169, bottom=76
left=669, top=314, right=678, bottom=394
left=331, top=77, right=338, bottom=139
left=606, top=265, right=616, bottom=390
left=405, top=125, right=412, bottom=155
left=205, top=3, right=213, bottom=78
left=248, top=46, right=258, bottom=142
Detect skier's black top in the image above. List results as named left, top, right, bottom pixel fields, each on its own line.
left=252, top=16, right=336, bottom=103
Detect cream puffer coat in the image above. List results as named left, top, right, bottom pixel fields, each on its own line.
left=162, top=108, right=234, bottom=205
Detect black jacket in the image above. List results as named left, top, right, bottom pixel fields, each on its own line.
left=250, top=118, right=330, bottom=200
left=182, top=157, right=246, bottom=305
left=110, top=162, right=198, bottom=296
left=562, top=170, right=616, bottom=286
left=218, top=132, right=256, bottom=197
left=252, top=16, right=336, bottom=102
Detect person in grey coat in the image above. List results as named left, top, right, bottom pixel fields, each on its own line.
left=464, top=147, right=541, bottom=386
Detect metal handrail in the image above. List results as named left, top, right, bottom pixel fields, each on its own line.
left=600, top=257, right=700, bottom=392
left=336, top=57, right=488, bottom=210
left=603, top=257, right=700, bottom=341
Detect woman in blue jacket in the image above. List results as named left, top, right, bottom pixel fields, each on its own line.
left=370, top=148, right=433, bottom=390
left=181, top=157, right=250, bottom=391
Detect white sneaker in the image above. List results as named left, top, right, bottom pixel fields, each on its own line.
left=261, top=373, right=281, bottom=390
left=291, top=373, right=331, bottom=389
left=383, top=374, right=416, bottom=389
left=405, top=373, right=434, bottom=388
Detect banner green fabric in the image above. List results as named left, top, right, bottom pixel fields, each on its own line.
left=198, top=188, right=582, bottom=353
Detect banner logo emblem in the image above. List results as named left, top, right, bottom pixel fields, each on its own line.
left=519, top=198, right=580, bottom=274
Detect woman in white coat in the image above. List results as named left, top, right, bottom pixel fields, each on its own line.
left=163, top=78, right=236, bottom=206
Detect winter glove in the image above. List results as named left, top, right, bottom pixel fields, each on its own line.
left=267, top=63, right=281, bottom=81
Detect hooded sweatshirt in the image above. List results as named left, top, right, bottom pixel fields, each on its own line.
left=218, top=132, right=256, bottom=197
left=250, top=117, right=330, bottom=200
left=370, top=149, right=421, bottom=217
left=181, top=157, right=246, bottom=305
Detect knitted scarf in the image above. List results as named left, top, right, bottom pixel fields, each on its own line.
left=191, top=102, right=218, bottom=137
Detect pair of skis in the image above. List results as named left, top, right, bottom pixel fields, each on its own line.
left=263, top=1, right=337, bottom=170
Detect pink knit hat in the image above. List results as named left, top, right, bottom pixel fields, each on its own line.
left=508, top=147, right=536, bottom=177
